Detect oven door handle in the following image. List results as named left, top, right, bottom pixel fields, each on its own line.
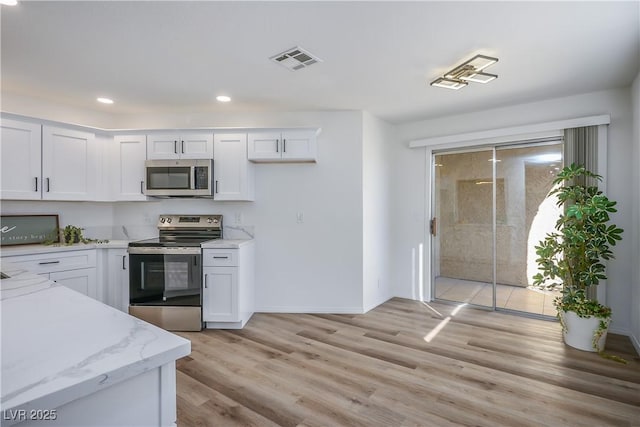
left=127, top=247, right=202, bottom=255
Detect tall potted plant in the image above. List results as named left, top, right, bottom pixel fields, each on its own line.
left=533, top=163, right=623, bottom=353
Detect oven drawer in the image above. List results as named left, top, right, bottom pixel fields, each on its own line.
left=202, top=249, right=238, bottom=267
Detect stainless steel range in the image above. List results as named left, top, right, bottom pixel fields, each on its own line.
left=127, top=214, right=222, bottom=331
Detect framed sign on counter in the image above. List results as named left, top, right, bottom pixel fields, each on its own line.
left=0, top=215, right=60, bottom=246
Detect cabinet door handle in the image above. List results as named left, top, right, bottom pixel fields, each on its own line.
left=430, top=217, right=437, bottom=236
left=174, top=140, right=178, bottom=154
left=140, top=181, right=144, bottom=194
left=122, top=255, right=127, bottom=270
left=283, top=139, right=286, bottom=153
left=46, top=177, right=50, bottom=192
left=34, top=177, right=38, bottom=192
left=39, top=260, right=60, bottom=265
left=276, top=139, right=279, bottom=153
left=204, top=275, right=208, bottom=289
left=213, top=256, right=229, bottom=259
left=215, top=180, right=219, bottom=194
left=181, top=140, right=185, bottom=154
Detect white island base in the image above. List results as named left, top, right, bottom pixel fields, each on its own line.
left=3, top=362, right=177, bottom=427
left=1, top=262, right=190, bottom=427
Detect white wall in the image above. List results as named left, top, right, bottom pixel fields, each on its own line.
left=362, top=112, right=394, bottom=311
left=631, top=72, right=640, bottom=352
left=0, top=201, right=115, bottom=240
left=392, top=89, right=635, bottom=334
left=113, top=111, right=366, bottom=313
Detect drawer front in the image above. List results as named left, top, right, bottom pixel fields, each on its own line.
left=4, top=250, right=97, bottom=274
left=202, top=249, right=238, bottom=267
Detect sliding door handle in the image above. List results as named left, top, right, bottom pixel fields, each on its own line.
left=430, top=217, right=437, bottom=236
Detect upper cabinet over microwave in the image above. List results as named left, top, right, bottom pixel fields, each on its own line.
left=147, top=133, right=214, bottom=160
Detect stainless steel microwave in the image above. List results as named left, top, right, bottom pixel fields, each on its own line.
left=145, top=159, right=213, bottom=197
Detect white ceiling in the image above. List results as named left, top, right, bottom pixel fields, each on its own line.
left=1, top=1, right=639, bottom=124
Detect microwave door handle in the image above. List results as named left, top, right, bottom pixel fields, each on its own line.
left=192, top=166, right=196, bottom=190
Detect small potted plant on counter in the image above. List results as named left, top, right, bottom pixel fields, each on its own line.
left=44, top=225, right=108, bottom=246
left=532, top=163, right=623, bottom=355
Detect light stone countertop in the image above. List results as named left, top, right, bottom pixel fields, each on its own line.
left=1, top=239, right=252, bottom=255
left=0, top=240, right=130, bottom=257
left=200, top=239, right=254, bottom=249
left=0, top=262, right=191, bottom=420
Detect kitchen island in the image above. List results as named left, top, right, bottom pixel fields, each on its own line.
left=0, top=261, right=190, bottom=427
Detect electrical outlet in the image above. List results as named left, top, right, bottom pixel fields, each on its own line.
left=234, top=212, right=242, bottom=224
left=296, top=212, right=304, bottom=223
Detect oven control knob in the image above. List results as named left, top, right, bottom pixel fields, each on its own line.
left=160, top=218, right=166, bottom=223
left=207, top=217, right=213, bottom=224
left=167, top=218, right=172, bottom=223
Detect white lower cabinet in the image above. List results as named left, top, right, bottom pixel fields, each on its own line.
left=2, top=249, right=98, bottom=299
left=105, top=248, right=129, bottom=312
left=202, top=242, right=254, bottom=329
left=203, top=267, right=238, bottom=321
left=50, top=268, right=97, bottom=299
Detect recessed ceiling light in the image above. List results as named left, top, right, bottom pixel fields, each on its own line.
left=0, top=0, right=18, bottom=6
left=216, top=95, right=231, bottom=102
left=97, top=97, right=114, bottom=104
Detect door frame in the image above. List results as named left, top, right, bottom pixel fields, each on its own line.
left=425, top=133, right=565, bottom=313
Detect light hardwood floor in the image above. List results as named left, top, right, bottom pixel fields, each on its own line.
left=435, top=277, right=561, bottom=317
left=176, top=298, right=640, bottom=427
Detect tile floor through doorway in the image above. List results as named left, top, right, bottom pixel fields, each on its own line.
left=435, top=276, right=560, bottom=317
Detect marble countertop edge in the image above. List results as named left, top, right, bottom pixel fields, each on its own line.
left=2, top=340, right=190, bottom=414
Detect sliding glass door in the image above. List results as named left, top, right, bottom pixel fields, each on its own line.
left=432, top=141, right=563, bottom=317
left=433, top=149, right=495, bottom=309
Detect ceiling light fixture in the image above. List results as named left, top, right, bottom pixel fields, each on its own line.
left=431, top=54, right=498, bottom=90
left=97, top=97, right=114, bottom=104
left=216, top=95, right=231, bottom=103
left=0, top=0, right=18, bottom=6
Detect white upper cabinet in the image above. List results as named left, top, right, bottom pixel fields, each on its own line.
left=213, top=133, right=254, bottom=201
left=147, top=133, right=213, bottom=159
left=0, top=120, right=99, bottom=201
left=42, top=126, right=98, bottom=200
left=112, top=135, right=147, bottom=201
left=0, top=118, right=42, bottom=200
left=248, top=130, right=318, bottom=162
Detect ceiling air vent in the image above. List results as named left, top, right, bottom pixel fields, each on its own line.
left=270, top=46, right=322, bottom=71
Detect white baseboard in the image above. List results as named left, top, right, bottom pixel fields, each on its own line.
left=255, top=306, right=364, bottom=314
left=630, top=333, right=640, bottom=356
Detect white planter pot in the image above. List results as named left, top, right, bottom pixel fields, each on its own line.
left=562, top=310, right=609, bottom=352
